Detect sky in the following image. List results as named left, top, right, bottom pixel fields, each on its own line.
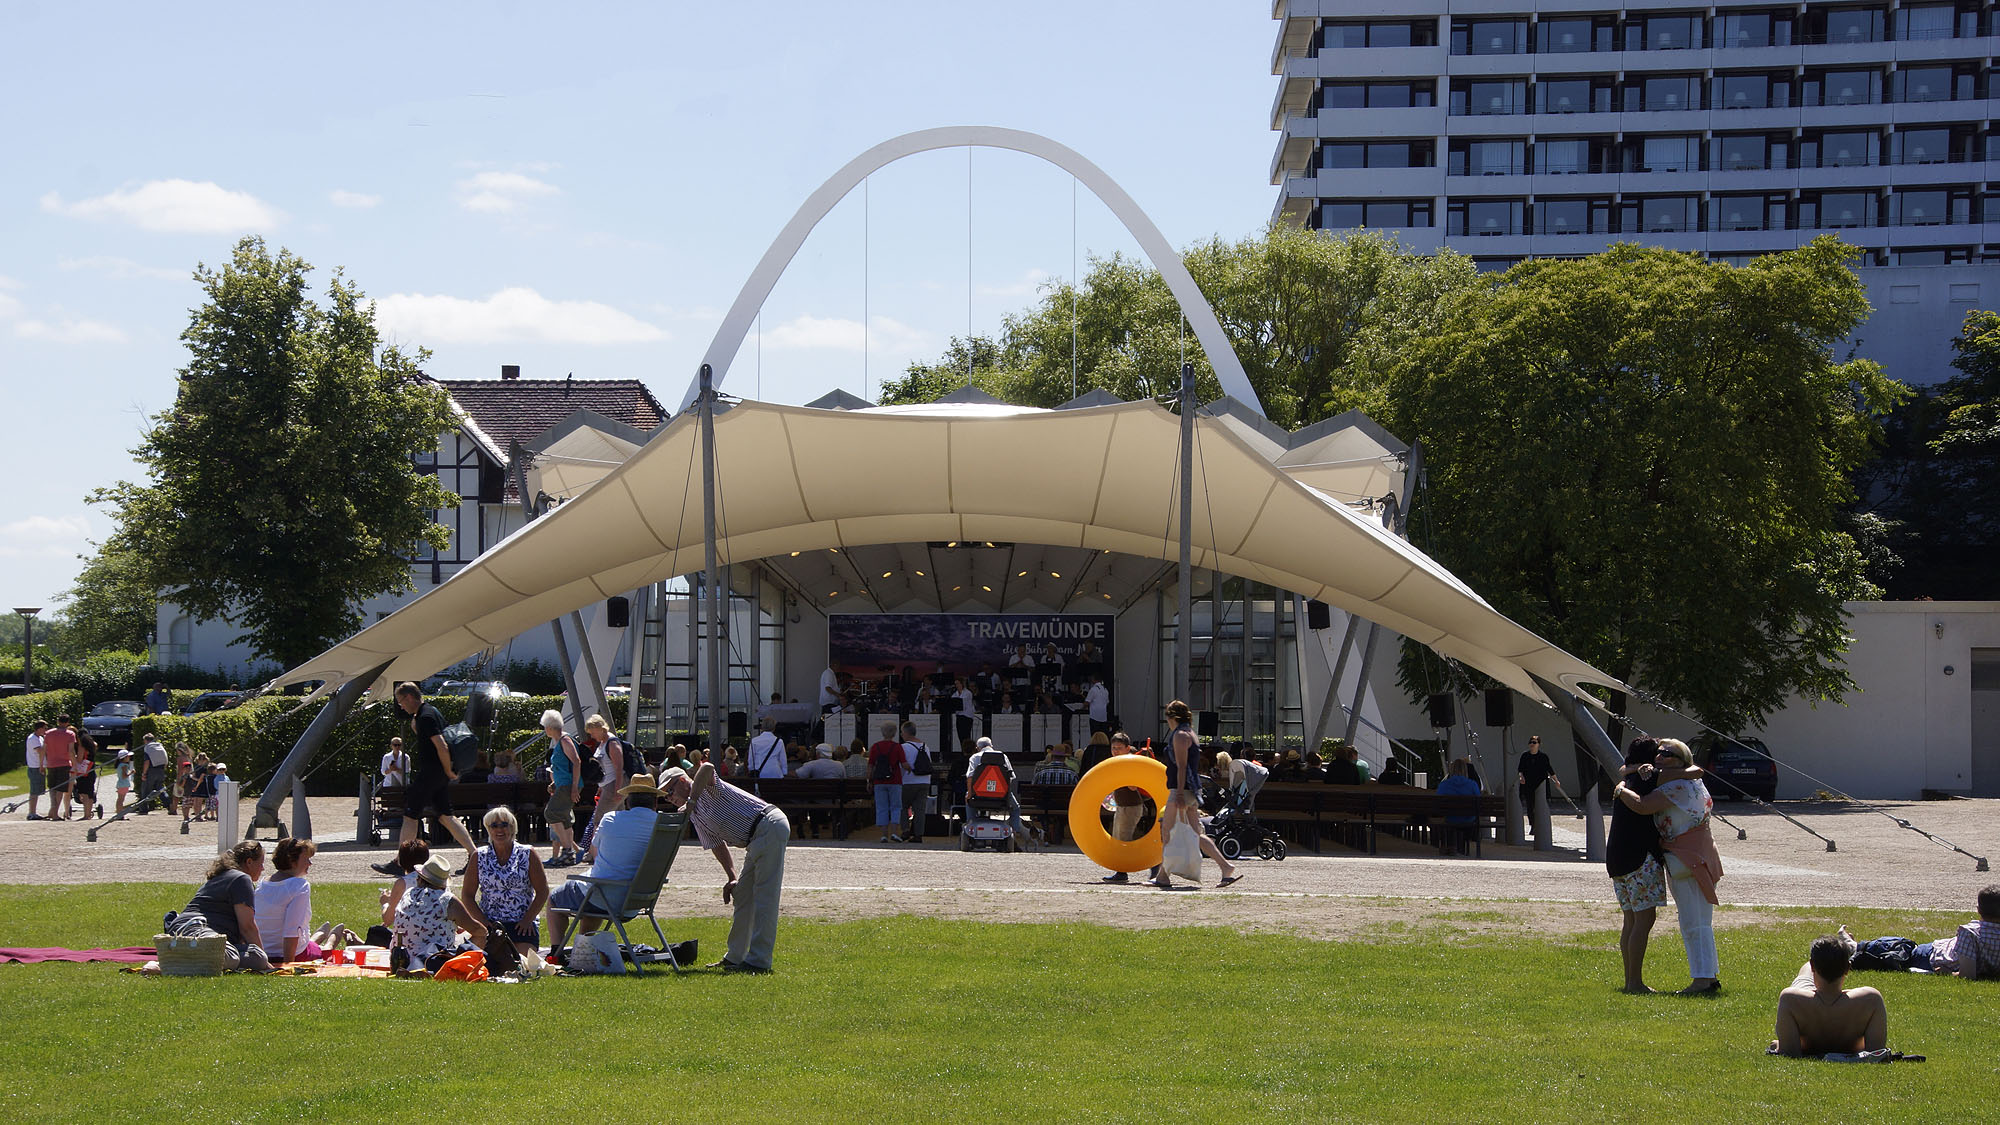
left=0, top=2, right=1281, bottom=612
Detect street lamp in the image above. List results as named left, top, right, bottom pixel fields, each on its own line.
left=14, top=607, right=41, bottom=691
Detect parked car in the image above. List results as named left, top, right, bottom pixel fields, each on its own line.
left=182, top=691, right=244, bottom=715
left=1691, top=733, right=1777, bottom=802
left=81, top=700, right=143, bottom=747
left=436, top=680, right=528, bottom=700
left=0, top=683, right=29, bottom=698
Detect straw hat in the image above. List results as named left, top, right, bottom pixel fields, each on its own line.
left=619, top=773, right=662, bottom=797
left=416, top=855, right=452, bottom=888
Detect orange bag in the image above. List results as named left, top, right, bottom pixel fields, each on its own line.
left=432, top=949, right=488, bottom=982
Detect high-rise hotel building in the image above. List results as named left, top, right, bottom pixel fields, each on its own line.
left=1270, top=1, right=1999, bottom=381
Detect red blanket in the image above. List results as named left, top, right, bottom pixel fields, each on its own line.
left=0, top=947, right=158, bottom=964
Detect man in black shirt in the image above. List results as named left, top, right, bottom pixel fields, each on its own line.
left=371, top=682, right=477, bottom=876
left=1607, top=736, right=1666, bottom=993
left=1517, top=735, right=1563, bottom=841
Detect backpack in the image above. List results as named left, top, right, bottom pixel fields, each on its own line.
left=576, top=741, right=603, bottom=787
left=440, top=723, right=483, bottom=774
left=905, top=740, right=934, bottom=777
left=869, top=744, right=900, bottom=783
left=606, top=737, right=645, bottom=783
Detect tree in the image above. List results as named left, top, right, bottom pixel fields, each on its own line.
left=95, top=237, right=457, bottom=669
left=1387, top=238, right=1907, bottom=732
left=1887, top=309, right=2000, bottom=597
left=881, top=226, right=1479, bottom=427
left=58, top=531, right=156, bottom=656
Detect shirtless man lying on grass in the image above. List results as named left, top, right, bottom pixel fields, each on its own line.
left=1770, top=935, right=1888, bottom=1058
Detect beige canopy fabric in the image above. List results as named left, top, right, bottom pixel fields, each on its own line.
left=271, top=398, right=1628, bottom=710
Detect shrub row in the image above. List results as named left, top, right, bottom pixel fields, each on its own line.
left=1, top=690, right=86, bottom=771
left=0, top=652, right=277, bottom=709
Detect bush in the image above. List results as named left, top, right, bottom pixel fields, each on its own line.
left=0, top=652, right=267, bottom=708
left=1, top=690, right=85, bottom=770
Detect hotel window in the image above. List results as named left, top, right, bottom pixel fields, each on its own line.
left=1798, top=191, right=1880, bottom=229
left=1319, top=80, right=1436, bottom=110
left=1892, top=247, right=1975, bottom=265
left=1537, top=136, right=1618, bottom=174
left=1714, top=193, right=1788, bottom=231
left=1316, top=200, right=1434, bottom=229
left=1532, top=197, right=1614, bottom=235
left=1804, top=7, right=1886, bottom=44
left=1622, top=196, right=1701, bottom=233
left=1450, top=79, right=1527, bottom=116
left=1537, top=77, right=1616, bottom=114
left=1892, top=126, right=1975, bottom=165
left=1536, top=16, right=1615, bottom=53
left=1635, top=134, right=1702, bottom=172
left=1448, top=199, right=1526, bottom=236
left=1321, top=141, right=1435, bottom=169
left=1893, top=65, right=1978, bottom=103
left=1894, top=3, right=1979, bottom=40
left=1320, top=20, right=1438, bottom=49
left=1715, top=133, right=1790, bottom=171
left=1625, top=12, right=1704, bottom=50
left=1715, top=10, right=1795, bottom=48
left=1627, top=74, right=1702, bottom=112
left=1892, top=187, right=1976, bottom=227
left=1801, top=130, right=1878, bottom=168
left=1716, top=73, right=1790, bottom=109
left=1447, top=139, right=1527, bottom=176
left=1450, top=18, right=1527, bottom=55
left=1803, top=69, right=1878, bottom=106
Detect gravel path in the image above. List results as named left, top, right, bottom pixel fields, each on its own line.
left=3, top=794, right=1992, bottom=940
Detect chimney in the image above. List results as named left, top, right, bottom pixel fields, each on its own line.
left=500, top=365, right=521, bottom=381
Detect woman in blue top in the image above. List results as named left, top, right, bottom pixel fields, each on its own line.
left=541, top=710, right=584, bottom=868
left=1153, top=700, right=1240, bottom=890
left=1437, top=757, right=1483, bottom=854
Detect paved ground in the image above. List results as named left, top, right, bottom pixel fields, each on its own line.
left=4, top=791, right=1992, bottom=940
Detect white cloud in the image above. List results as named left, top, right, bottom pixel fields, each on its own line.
left=367, top=287, right=666, bottom=345
left=0, top=513, right=92, bottom=561
left=455, top=171, right=559, bottom=213
left=976, top=268, right=1053, bottom=299
left=58, top=255, right=184, bottom=282
left=763, top=314, right=930, bottom=353
left=40, top=179, right=282, bottom=233
left=14, top=317, right=127, bottom=344
left=329, top=189, right=382, bottom=209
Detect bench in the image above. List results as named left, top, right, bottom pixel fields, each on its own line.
left=368, top=779, right=550, bottom=847
left=742, top=778, right=858, bottom=838
left=1230, top=783, right=1505, bottom=856
left=1356, top=788, right=1507, bottom=856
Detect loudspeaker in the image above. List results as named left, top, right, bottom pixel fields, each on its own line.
left=1197, top=710, right=1220, bottom=737
left=466, top=688, right=496, bottom=731
left=1484, top=688, right=1514, bottom=728
left=1306, top=599, right=1332, bottom=631
left=727, top=711, right=748, bottom=738
left=605, top=596, right=630, bottom=628
left=1425, top=693, right=1455, bottom=727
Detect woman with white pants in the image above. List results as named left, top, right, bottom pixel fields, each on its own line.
left=1613, top=738, right=1724, bottom=994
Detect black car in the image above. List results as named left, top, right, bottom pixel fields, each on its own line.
left=182, top=691, right=244, bottom=715
left=1692, top=734, right=1777, bottom=802
left=81, top=700, right=143, bottom=747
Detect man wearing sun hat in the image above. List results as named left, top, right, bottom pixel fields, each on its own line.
left=543, top=773, right=660, bottom=954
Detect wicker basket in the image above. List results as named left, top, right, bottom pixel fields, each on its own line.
left=155, top=932, right=227, bottom=976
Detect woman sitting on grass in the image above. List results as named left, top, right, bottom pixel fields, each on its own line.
left=165, top=840, right=272, bottom=972
left=394, top=855, right=487, bottom=973
left=253, top=838, right=358, bottom=963
left=462, top=806, right=548, bottom=957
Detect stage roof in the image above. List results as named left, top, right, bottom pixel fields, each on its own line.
left=270, top=397, right=1628, bottom=711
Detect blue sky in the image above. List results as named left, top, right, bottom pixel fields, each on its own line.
left=0, top=2, right=1279, bottom=610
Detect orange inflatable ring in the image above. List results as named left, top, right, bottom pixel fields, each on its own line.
left=1067, top=755, right=1168, bottom=873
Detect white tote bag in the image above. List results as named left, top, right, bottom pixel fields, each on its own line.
left=1161, top=823, right=1202, bottom=881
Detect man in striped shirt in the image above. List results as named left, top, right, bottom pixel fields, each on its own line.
left=660, top=762, right=790, bottom=973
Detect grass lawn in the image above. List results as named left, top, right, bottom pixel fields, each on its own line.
left=1, top=885, right=1992, bottom=1122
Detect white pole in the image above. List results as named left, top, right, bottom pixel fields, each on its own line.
left=216, top=779, right=240, bottom=855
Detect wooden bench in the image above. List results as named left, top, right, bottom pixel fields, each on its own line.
left=369, top=780, right=550, bottom=847
left=1015, top=782, right=1078, bottom=844
left=743, top=778, right=857, bottom=838
left=1357, top=788, right=1507, bottom=856
left=1238, top=783, right=1505, bottom=856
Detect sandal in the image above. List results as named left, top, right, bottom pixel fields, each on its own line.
left=1217, top=873, right=1244, bottom=888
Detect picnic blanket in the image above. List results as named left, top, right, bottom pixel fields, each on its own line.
left=0, top=946, right=158, bottom=964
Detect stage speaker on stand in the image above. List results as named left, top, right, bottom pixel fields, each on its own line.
left=466, top=687, right=497, bottom=732
left=1425, top=693, right=1455, bottom=728
left=605, top=596, right=630, bottom=628
left=1197, top=711, right=1219, bottom=738
left=1306, top=600, right=1332, bottom=631
left=1483, top=689, right=1514, bottom=728
left=727, top=711, right=748, bottom=739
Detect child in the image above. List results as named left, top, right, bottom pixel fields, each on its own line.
left=71, top=738, right=99, bottom=821
left=208, top=762, right=230, bottom=819
left=183, top=755, right=211, bottom=822
left=113, top=748, right=135, bottom=816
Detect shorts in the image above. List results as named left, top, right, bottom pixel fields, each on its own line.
left=1611, top=854, right=1667, bottom=912
left=548, top=881, right=594, bottom=913
left=45, top=767, right=71, bottom=793
left=27, top=768, right=45, bottom=797
left=403, top=772, right=453, bottom=821
left=546, top=785, right=575, bottom=822
left=74, top=776, right=97, bottom=800
left=492, top=917, right=542, bottom=946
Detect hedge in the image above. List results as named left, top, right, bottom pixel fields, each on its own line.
left=130, top=693, right=630, bottom=798
left=2, top=690, right=85, bottom=771
left=0, top=652, right=277, bottom=709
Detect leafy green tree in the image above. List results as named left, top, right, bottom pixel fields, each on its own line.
left=1914, top=310, right=2000, bottom=594
left=95, top=237, right=457, bottom=669
left=58, top=531, right=156, bottom=656
left=881, top=227, right=1479, bottom=427
left=1388, top=238, right=1906, bottom=732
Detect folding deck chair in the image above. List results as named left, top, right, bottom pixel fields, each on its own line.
left=553, top=810, right=689, bottom=975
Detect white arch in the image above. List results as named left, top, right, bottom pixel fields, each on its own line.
left=677, top=126, right=1265, bottom=416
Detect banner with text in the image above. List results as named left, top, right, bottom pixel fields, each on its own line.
left=828, top=613, right=1113, bottom=688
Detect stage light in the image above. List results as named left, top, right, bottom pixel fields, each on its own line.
left=946, top=541, right=958, bottom=548
left=952, top=585, right=962, bottom=591
left=829, top=548, right=840, bottom=554
left=789, top=551, right=800, bottom=556
left=1017, top=570, right=1027, bottom=577
left=1050, top=571, right=1061, bottom=578
left=827, top=591, right=839, bottom=598
left=915, top=570, right=925, bottom=576
left=881, top=571, right=892, bottom=578
left=981, top=585, right=992, bottom=592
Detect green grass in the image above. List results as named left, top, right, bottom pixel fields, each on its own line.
left=1, top=885, right=1993, bottom=1122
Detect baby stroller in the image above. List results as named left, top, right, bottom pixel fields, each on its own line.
left=960, top=748, right=1024, bottom=852
left=1206, top=789, right=1287, bottom=861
